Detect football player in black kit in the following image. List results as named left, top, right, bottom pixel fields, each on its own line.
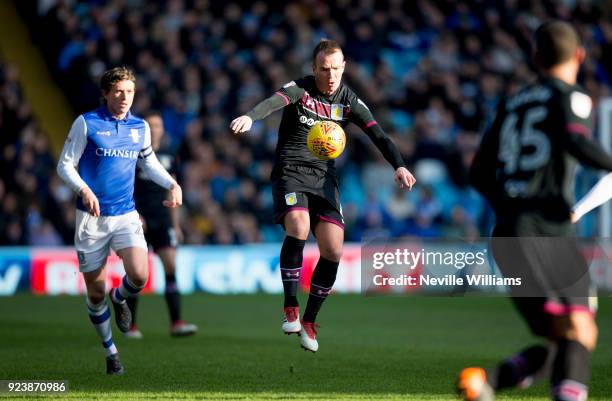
left=230, top=39, right=416, bottom=352
left=459, top=22, right=612, bottom=401
left=126, top=111, right=197, bottom=339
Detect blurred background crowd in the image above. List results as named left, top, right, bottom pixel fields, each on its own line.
left=2, top=0, right=612, bottom=245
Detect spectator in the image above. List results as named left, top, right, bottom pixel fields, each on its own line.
left=6, top=0, right=612, bottom=243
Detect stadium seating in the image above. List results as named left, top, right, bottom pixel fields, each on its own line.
left=6, top=0, right=612, bottom=245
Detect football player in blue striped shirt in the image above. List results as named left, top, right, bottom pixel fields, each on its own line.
left=57, top=66, right=182, bottom=375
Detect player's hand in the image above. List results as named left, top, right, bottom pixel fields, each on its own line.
left=80, top=186, right=100, bottom=216
left=394, top=167, right=416, bottom=190
left=230, top=115, right=253, bottom=134
left=570, top=211, right=579, bottom=224
left=164, top=183, right=183, bottom=208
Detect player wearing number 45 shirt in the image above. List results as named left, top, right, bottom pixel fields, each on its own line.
left=230, top=39, right=416, bottom=352
left=56, top=67, right=182, bottom=375
left=460, top=22, right=612, bottom=401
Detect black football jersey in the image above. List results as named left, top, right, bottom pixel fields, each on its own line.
left=134, top=150, right=176, bottom=225
left=272, top=76, right=378, bottom=172
left=471, top=77, right=612, bottom=222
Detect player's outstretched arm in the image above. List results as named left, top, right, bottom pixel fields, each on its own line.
left=349, top=97, right=414, bottom=189
left=571, top=172, right=612, bottom=222
left=230, top=82, right=305, bottom=134
left=230, top=94, right=286, bottom=134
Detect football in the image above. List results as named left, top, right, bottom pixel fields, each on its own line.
left=307, top=120, right=346, bottom=160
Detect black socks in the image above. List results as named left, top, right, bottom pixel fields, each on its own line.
left=280, top=236, right=306, bottom=307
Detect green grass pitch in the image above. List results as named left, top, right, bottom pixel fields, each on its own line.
left=1, top=293, right=611, bottom=400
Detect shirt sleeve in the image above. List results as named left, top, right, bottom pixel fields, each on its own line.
left=349, top=96, right=405, bottom=170
left=572, top=172, right=612, bottom=220
left=56, top=115, right=89, bottom=193
left=137, top=121, right=177, bottom=190
left=561, top=91, right=612, bottom=170
left=245, top=80, right=305, bottom=121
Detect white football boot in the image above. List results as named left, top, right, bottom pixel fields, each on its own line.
left=170, top=321, right=198, bottom=337
left=282, top=307, right=301, bottom=334
left=124, top=324, right=143, bottom=339
left=300, top=321, right=319, bottom=352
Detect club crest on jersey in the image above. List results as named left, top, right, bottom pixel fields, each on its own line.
left=330, top=104, right=344, bottom=121
left=130, top=129, right=140, bottom=143
left=285, top=192, right=298, bottom=206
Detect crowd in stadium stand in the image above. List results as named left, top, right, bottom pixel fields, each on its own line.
left=0, top=60, right=71, bottom=245
left=6, top=0, right=612, bottom=245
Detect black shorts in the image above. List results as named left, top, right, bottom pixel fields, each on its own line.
left=272, top=164, right=344, bottom=229
left=144, top=225, right=178, bottom=252
left=139, top=208, right=176, bottom=252
left=491, top=218, right=595, bottom=336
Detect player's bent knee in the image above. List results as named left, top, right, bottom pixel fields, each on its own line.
left=284, top=214, right=309, bottom=239
left=572, top=316, right=598, bottom=351
left=129, top=271, right=148, bottom=288
left=553, top=312, right=598, bottom=351
left=319, top=245, right=342, bottom=262
left=87, top=290, right=106, bottom=305
left=126, top=263, right=149, bottom=288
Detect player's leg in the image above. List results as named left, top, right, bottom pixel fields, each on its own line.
left=304, top=220, right=343, bottom=323
left=300, top=209, right=344, bottom=352
left=124, top=295, right=142, bottom=339
left=108, top=212, right=149, bottom=332
left=279, top=208, right=310, bottom=334
left=156, top=241, right=198, bottom=336
left=487, top=299, right=596, bottom=396
left=457, top=299, right=554, bottom=401
left=548, top=305, right=597, bottom=401
left=273, top=187, right=310, bottom=335
left=544, top=236, right=596, bottom=401
left=477, top=299, right=556, bottom=394
left=459, top=300, right=595, bottom=401
left=113, top=246, right=148, bottom=305
left=75, top=209, right=124, bottom=374
left=124, top=215, right=149, bottom=339
left=459, top=234, right=553, bottom=399
left=124, top=242, right=142, bottom=339
left=82, top=264, right=123, bottom=375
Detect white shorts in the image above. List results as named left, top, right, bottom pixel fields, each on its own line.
left=74, top=209, right=147, bottom=273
